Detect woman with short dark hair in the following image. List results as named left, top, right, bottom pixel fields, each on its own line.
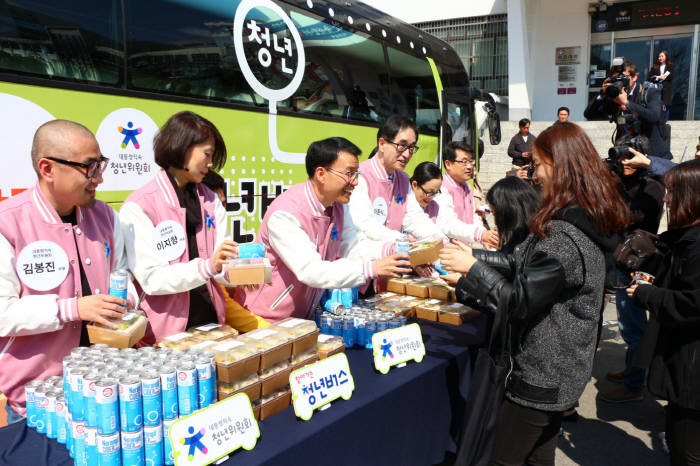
left=628, top=159, right=700, bottom=465
left=120, top=111, right=238, bottom=343
left=440, top=122, right=628, bottom=465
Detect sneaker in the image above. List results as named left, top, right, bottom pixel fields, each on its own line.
left=600, top=386, right=644, bottom=403
left=606, top=370, right=625, bottom=384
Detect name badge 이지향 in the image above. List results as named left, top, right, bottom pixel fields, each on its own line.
left=16, top=240, right=70, bottom=291
left=152, top=220, right=186, bottom=262
left=168, top=393, right=259, bottom=466
left=289, top=353, right=355, bottom=421
left=372, top=323, right=426, bottom=375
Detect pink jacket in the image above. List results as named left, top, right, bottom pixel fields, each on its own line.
left=0, top=185, right=116, bottom=415
left=237, top=181, right=346, bottom=321
left=124, top=171, right=226, bottom=343
left=442, top=172, right=475, bottom=225
left=359, top=156, right=409, bottom=231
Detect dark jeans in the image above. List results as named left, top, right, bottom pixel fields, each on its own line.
left=667, top=404, right=700, bottom=466
left=616, top=269, right=647, bottom=391
left=491, top=398, right=563, bottom=466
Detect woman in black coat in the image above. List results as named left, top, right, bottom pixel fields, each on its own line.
left=628, top=159, right=700, bottom=466
left=648, top=50, right=673, bottom=121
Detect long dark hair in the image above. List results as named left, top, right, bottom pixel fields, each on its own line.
left=664, top=159, right=700, bottom=229
left=410, top=161, right=442, bottom=185
left=530, top=122, right=629, bottom=237
left=369, top=114, right=418, bottom=158
left=487, top=177, right=540, bottom=250
left=652, top=50, right=673, bottom=70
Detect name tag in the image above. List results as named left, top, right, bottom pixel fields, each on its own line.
left=372, top=197, right=388, bottom=225
left=152, top=220, right=186, bottom=261
left=16, top=240, right=70, bottom=291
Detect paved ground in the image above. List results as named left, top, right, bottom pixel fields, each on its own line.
left=555, top=301, right=668, bottom=466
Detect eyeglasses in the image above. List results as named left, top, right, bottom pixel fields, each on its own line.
left=46, top=156, right=110, bottom=179
left=385, top=140, right=419, bottom=154
left=452, top=158, right=474, bottom=166
left=326, top=167, right=361, bottom=183
left=419, top=185, right=441, bottom=198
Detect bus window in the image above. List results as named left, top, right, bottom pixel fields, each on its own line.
left=386, top=47, right=440, bottom=134
left=0, top=0, right=123, bottom=84
left=279, top=6, right=391, bottom=123
left=125, top=0, right=259, bottom=105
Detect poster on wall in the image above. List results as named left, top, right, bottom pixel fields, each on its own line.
left=555, top=47, right=581, bottom=65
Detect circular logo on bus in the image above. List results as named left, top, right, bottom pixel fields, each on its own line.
left=233, top=0, right=306, bottom=103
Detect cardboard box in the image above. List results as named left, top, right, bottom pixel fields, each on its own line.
left=259, top=389, right=291, bottom=420
left=239, top=328, right=293, bottom=369
left=226, top=258, right=272, bottom=285
left=290, top=352, right=319, bottom=372
left=408, top=240, right=443, bottom=266
left=414, top=299, right=443, bottom=321
left=216, top=353, right=261, bottom=383
left=218, top=379, right=261, bottom=403
left=438, top=303, right=481, bottom=326
left=405, top=278, right=432, bottom=298
left=260, top=343, right=293, bottom=369
left=87, top=312, right=147, bottom=349
left=271, top=318, right=319, bottom=356
left=316, top=334, right=345, bottom=359
left=259, top=364, right=292, bottom=396
left=291, top=329, right=320, bottom=356
left=428, top=283, right=455, bottom=301
left=386, top=278, right=410, bottom=294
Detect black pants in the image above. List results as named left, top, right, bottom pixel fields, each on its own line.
left=490, top=398, right=563, bottom=466
left=667, top=404, right=700, bottom=466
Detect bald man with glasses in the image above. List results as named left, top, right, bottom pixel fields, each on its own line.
left=0, top=120, right=132, bottom=425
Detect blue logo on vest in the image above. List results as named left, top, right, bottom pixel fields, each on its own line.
left=205, top=213, right=215, bottom=230
left=330, top=226, right=339, bottom=242
left=395, top=192, right=405, bottom=204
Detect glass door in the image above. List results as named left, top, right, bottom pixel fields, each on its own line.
left=652, top=36, right=693, bottom=120
left=614, top=39, right=652, bottom=79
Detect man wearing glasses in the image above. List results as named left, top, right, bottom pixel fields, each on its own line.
left=437, top=141, right=499, bottom=249
left=237, top=137, right=409, bottom=323
left=0, top=120, right=131, bottom=425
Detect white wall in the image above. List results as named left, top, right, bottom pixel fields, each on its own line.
left=361, top=0, right=506, bottom=23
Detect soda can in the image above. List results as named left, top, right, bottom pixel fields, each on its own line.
left=395, top=236, right=410, bottom=255
left=119, top=375, right=143, bottom=432
left=320, top=314, right=332, bottom=335
left=67, top=410, right=75, bottom=458
left=91, top=343, right=109, bottom=350
left=70, top=367, right=88, bottom=422
left=96, top=378, right=119, bottom=435
left=389, top=318, right=401, bottom=329
left=159, top=366, right=178, bottom=421
left=85, top=426, right=98, bottom=466
left=103, top=347, right=121, bottom=356
left=141, top=370, right=162, bottom=427
left=376, top=318, right=389, bottom=333
left=45, top=375, right=62, bottom=386
left=97, top=432, right=121, bottom=466
left=72, top=419, right=87, bottom=466
left=71, top=347, right=89, bottom=358
left=195, top=357, right=212, bottom=409
left=56, top=394, right=68, bottom=444
left=162, top=418, right=176, bottom=465
left=176, top=361, right=198, bottom=417
left=397, top=315, right=407, bottom=327
left=200, top=351, right=217, bottom=394
left=364, top=319, right=377, bottom=349
left=342, top=316, right=356, bottom=348
left=137, top=346, right=156, bottom=354
left=121, top=429, right=144, bottom=466
left=144, top=424, right=164, bottom=466
left=24, top=380, right=43, bottom=428
left=330, top=316, right=343, bottom=337
left=237, top=242, right=266, bottom=258
left=83, top=372, right=99, bottom=428
left=354, top=317, right=366, bottom=347
left=108, top=269, right=128, bottom=303
left=45, top=389, right=58, bottom=439
left=34, top=384, right=48, bottom=434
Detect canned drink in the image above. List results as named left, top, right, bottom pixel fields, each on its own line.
left=64, top=360, right=82, bottom=409
left=395, top=236, right=410, bottom=255
left=56, top=394, right=68, bottom=444
left=72, top=419, right=87, bottom=466
left=342, top=316, right=356, bottom=347
left=85, top=426, right=98, bottom=466
left=121, top=347, right=138, bottom=356
left=91, top=343, right=109, bottom=350
left=45, top=375, right=62, bottom=386
left=195, top=357, right=212, bottom=409
left=137, top=346, right=156, bottom=354
left=162, top=418, right=175, bottom=465
left=70, top=367, right=88, bottom=422
left=96, top=378, right=119, bottom=435
left=320, top=315, right=332, bottom=335
left=24, top=380, right=43, bottom=428
left=314, top=306, right=324, bottom=327
left=144, top=424, right=164, bottom=466
left=176, top=362, right=198, bottom=417
left=108, top=269, right=128, bottom=304
left=121, top=429, right=144, bottom=466
left=119, top=375, right=143, bottom=432
left=83, top=372, right=99, bottom=428
left=330, top=316, right=343, bottom=337
left=97, top=432, right=121, bottom=466
left=354, top=318, right=366, bottom=347
left=34, top=384, right=48, bottom=434
left=200, top=351, right=217, bottom=405
left=141, top=370, right=162, bottom=427
left=45, top=389, right=58, bottom=439
left=71, top=347, right=89, bottom=358
left=67, top=410, right=74, bottom=458
left=364, top=319, right=377, bottom=349
left=376, top=318, right=389, bottom=333
left=237, top=242, right=266, bottom=258
left=397, top=315, right=407, bottom=327
left=388, top=318, right=400, bottom=329
left=159, top=366, right=178, bottom=421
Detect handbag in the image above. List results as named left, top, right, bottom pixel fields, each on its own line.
left=455, top=283, right=512, bottom=466
left=614, top=229, right=665, bottom=273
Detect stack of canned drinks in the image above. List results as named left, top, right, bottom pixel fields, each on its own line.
left=24, top=343, right=218, bottom=466
left=315, top=305, right=407, bottom=349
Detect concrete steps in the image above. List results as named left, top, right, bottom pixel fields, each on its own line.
left=477, top=120, right=700, bottom=193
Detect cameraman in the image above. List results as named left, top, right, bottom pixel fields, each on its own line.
left=585, top=59, right=672, bottom=160
left=601, top=135, right=665, bottom=403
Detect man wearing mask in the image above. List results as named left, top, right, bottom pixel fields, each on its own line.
left=237, top=137, right=408, bottom=322
left=0, top=120, right=130, bottom=423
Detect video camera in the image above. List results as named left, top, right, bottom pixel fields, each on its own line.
left=605, top=134, right=651, bottom=176
left=604, top=73, right=631, bottom=99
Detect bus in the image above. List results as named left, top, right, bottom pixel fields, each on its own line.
left=0, top=0, right=501, bottom=241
